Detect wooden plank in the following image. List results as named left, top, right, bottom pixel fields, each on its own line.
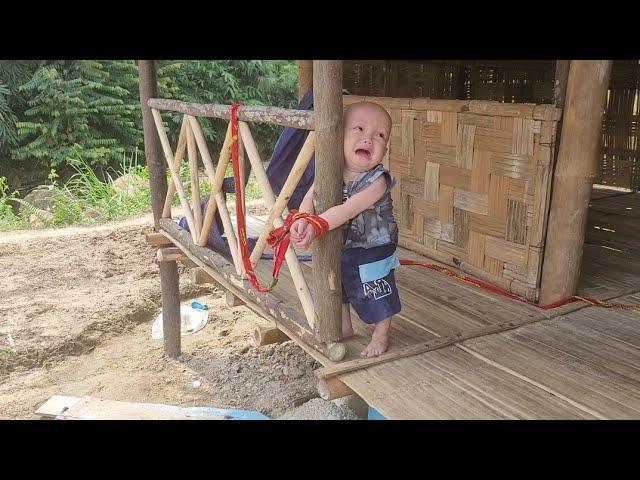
left=440, top=112, right=458, bottom=146
left=453, top=208, right=469, bottom=248
left=424, top=218, right=442, bottom=239
left=470, top=149, right=491, bottom=194
left=506, top=199, right=527, bottom=245
left=490, top=154, right=535, bottom=180
left=463, top=329, right=640, bottom=418
left=412, top=197, right=439, bottom=218
left=468, top=231, right=485, bottom=269
left=458, top=112, right=495, bottom=128
left=512, top=118, right=534, bottom=156
left=507, top=178, right=534, bottom=205
left=468, top=212, right=506, bottom=238
left=439, top=185, right=454, bottom=223
left=426, top=141, right=457, bottom=166
left=469, top=101, right=535, bottom=118
left=488, top=175, right=509, bottom=218
left=410, top=98, right=469, bottom=112
left=456, top=124, right=476, bottom=170
left=440, top=223, right=455, bottom=243
left=423, top=162, right=440, bottom=202
left=401, top=111, right=415, bottom=158
left=440, top=165, right=472, bottom=190
left=35, top=395, right=237, bottom=420
left=484, top=256, right=503, bottom=277
left=485, top=236, right=528, bottom=268
left=454, top=189, right=489, bottom=215
left=342, top=347, right=598, bottom=419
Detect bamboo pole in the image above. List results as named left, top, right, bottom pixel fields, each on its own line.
left=148, top=99, right=315, bottom=130
left=138, top=60, right=180, bottom=358
left=215, top=191, right=242, bottom=275
left=159, top=219, right=346, bottom=362
left=151, top=108, right=198, bottom=242
left=161, top=117, right=188, bottom=218
left=539, top=61, right=613, bottom=304
left=157, top=247, right=186, bottom=263
left=312, top=60, right=344, bottom=344
left=145, top=232, right=172, bottom=246
left=298, top=60, right=313, bottom=101
left=239, top=122, right=316, bottom=327
left=248, top=132, right=316, bottom=266
left=237, top=126, right=246, bottom=276
left=317, top=378, right=354, bottom=401
left=187, top=120, right=202, bottom=238
left=252, top=325, right=290, bottom=347
left=187, top=119, right=232, bottom=247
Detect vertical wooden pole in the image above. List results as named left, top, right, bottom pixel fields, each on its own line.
left=312, top=60, right=343, bottom=344
left=138, top=60, right=181, bottom=358
left=539, top=60, right=612, bottom=304
left=298, top=60, right=313, bottom=101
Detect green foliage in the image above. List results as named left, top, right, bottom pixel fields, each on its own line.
left=0, top=59, right=297, bottom=229
left=0, top=176, right=28, bottom=229
left=12, top=60, right=142, bottom=168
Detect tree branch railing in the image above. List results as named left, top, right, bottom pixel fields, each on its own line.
left=149, top=99, right=321, bottom=337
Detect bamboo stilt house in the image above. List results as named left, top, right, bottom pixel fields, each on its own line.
left=137, top=60, right=640, bottom=418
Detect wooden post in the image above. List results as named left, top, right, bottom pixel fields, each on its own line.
left=138, top=60, right=181, bottom=358
left=252, top=325, right=289, bottom=347
left=298, top=60, right=313, bottom=101
left=312, top=60, right=344, bottom=344
left=539, top=60, right=612, bottom=304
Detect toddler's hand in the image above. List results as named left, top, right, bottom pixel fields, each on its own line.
left=290, top=218, right=308, bottom=242
left=291, top=222, right=316, bottom=251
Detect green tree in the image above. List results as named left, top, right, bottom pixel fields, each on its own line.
left=12, top=60, right=142, bottom=168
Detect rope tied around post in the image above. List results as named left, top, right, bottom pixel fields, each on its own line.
left=230, top=103, right=328, bottom=293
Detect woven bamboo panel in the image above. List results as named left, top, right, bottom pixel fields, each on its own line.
left=344, top=60, right=640, bottom=191
left=596, top=60, right=640, bottom=190
left=343, top=95, right=560, bottom=300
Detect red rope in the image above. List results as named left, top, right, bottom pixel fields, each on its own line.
left=399, top=259, right=640, bottom=312
left=229, top=103, right=638, bottom=311
left=229, top=104, right=328, bottom=292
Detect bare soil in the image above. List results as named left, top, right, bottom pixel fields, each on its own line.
left=0, top=212, right=359, bottom=419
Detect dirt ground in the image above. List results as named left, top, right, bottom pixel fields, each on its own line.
left=0, top=212, right=361, bottom=419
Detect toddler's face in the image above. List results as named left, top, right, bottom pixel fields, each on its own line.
left=343, top=103, right=391, bottom=173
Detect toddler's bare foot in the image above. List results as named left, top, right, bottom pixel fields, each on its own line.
left=361, top=332, right=389, bottom=357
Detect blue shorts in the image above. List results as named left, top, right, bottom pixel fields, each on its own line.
left=341, top=244, right=402, bottom=324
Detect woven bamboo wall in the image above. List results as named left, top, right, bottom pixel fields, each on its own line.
left=344, top=60, right=640, bottom=191
left=597, top=60, right=640, bottom=190
left=343, top=95, right=561, bottom=300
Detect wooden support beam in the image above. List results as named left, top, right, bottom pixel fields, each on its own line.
left=239, top=122, right=316, bottom=327
left=159, top=218, right=346, bottom=362
left=226, top=291, right=243, bottom=307
left=191, top=266, right=217, bottom=285
left=148, top=99, right=315, bottom=130
left=317, top=378, right=354, bottom=401
left=298, top=60, right=313, bottom=101
left=539, top=60, right=612, bottom=304
left=146, top=232, right=173, bottom=246
left=138, top=60, right=180, bottom=359
left=161, top=117, right=188, bottom=219
left=312, top=60, right=344, bottom=344
left=157, top=247, right=186, bottom=263
left=187, top=120, right=202, bottom=238
left=252, top=325, right=290, bottom=347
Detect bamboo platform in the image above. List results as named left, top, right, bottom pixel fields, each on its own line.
left=160, top=190, right=640, bottom=419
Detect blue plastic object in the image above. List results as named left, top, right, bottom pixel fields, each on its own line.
left=191, top=301, right=209, bottom=311
left=367, top=406, right=386, bottom=420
